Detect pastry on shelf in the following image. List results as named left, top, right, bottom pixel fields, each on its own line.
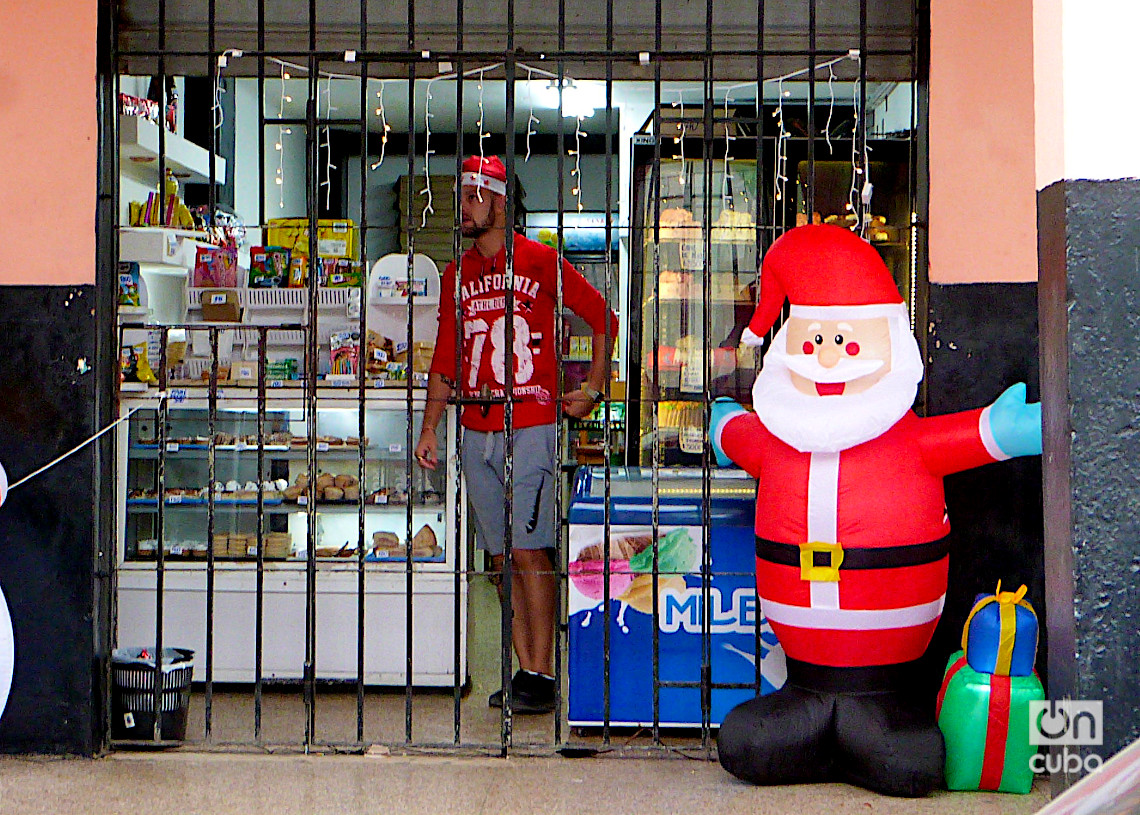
left=711, top=208, right=756, bottom=242
left=656, top=207, right=700, bottom=242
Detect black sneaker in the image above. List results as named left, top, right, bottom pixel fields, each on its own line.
left=488, top=670, right=556, bottom=714
left=488, top=670, right=528, bottom=709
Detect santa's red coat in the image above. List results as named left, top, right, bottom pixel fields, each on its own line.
left=717, top=408, right=1000, bottom=668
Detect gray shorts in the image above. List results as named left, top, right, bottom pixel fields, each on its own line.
left=461, top=424, right=557, bottom=556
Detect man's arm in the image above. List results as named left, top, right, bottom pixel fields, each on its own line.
left=414, top=373, right=454, bottom=470
left=562, top=332, right=612, bottom=420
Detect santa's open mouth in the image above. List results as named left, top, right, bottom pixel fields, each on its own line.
left=815, top=382, right=846, bottom=396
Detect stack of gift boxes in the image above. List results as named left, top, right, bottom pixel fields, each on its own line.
left=936, top=582, right=1045, bottom=794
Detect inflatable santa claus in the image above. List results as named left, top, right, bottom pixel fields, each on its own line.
left=711, top=225, right=1041, bottom=797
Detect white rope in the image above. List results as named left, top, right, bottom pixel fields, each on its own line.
left=9, top=408, right=142, bottom=492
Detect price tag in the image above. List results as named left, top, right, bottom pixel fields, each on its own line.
left=298, top=495, right=309, bottom=506
left=170, top=388, right=187, bottom=404
left=373, top=349, right=388, bottom=362
left=165, top=442, right=180, bottom=452
left=680, top=426, right=705, bottom=455
left=170, top=544, right=184, bottom=556
left=679, top=363, right=703, bottom=394
left=373, top=493, right=388, bottom=505
left=247, top=545, right=258, bottom=556
left=270, top=380, right=285, bottom=388
left=167, top=494, right=183, bottom=504
left=235, top=442, right=248, bottom=452
left=210, top=293, right=228, bottom=305
left=316, top=442, right=330, bottom=452
left=388, top=443, right=402, bottom=454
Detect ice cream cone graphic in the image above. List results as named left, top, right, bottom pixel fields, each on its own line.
left=0, top=462, right=11, bottom=723
left=569, top=528, right=699, bottom=613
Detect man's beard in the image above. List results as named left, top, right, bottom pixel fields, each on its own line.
left=751, top=319, right=924, bottom=454
left=461, top=212, right=495, bottom=238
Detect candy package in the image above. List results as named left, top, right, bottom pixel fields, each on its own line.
left=320, top=257, right=363, bottom=288
left=193, top=246, right=239, bottom=288
left=118, top=262, right=141, bottom=307
left=120, top=341, right=159, bottom=385
left=248, top=246, right=290, bottom=288
left=288, top=255, right=309, bottom=288
left=329, top=330, right=360, bottom=377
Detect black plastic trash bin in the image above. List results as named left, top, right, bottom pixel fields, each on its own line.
left=110, top=647, right=194, bottom=744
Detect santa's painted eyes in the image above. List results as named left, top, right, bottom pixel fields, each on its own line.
left=834, top=334, right=844, bottom=345
left=814, top=334, right=823, bottom=345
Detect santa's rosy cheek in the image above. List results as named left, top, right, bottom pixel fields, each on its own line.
left=845, top=342, right=860, bottom=356
left=802, top=341, right=814, bottom=355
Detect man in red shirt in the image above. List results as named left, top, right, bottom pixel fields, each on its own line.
left=415, top=156, right=618, bottom=713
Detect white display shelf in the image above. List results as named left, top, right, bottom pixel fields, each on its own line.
left=119, top=386, right=429, bottom=410
left=119, top=114, right=226, bottom=185
left=120, top=227, right=213, bottom=269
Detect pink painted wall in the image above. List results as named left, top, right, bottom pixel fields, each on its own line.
left=0, top=2, right=97, bottom=285
left=929, top=0, right=1038, bottom=283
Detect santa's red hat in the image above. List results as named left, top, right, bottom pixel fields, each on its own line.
left=460, top=155, right=508, bottom=197
left=742, top=224, right=904, bottom=346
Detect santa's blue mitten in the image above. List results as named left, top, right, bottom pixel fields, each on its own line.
left=710, top=397, right=747, bottom=467
left=984, top=383, right=1042, bottom=459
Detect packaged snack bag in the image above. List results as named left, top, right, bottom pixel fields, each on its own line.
left=322, top=258, right=363, bottom=288
left=329, top=330, right=360, bottom=377
left=287, top=255, right=309, bottom=288
left=248, top=246, right=290, bottom=288
left=118, top=262, right=142, bottom=306
left=120, top=342, right=159, bottom=385
left=193, top=246, right=239, bottom=288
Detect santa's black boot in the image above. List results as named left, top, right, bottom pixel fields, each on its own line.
left=833, top=683, right=945, bottom=797
left=717, top=684, right=835, bottom=785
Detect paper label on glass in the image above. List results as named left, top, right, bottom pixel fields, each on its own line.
left=679, top=363, right=703, bottom=393
left=680, top=426, right=704, bottom=454
left=679, top=240, right=704, bottom=271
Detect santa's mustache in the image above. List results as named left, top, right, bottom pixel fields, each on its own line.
left=779, top=352, right=885, bottom=384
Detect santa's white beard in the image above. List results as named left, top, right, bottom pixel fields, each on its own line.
left=752, top=321, right=924, bottom=454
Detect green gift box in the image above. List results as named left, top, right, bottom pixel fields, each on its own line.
left=936, top=650, right=1044, bottom=794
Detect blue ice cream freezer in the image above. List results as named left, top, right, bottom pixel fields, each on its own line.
left=567, top=466, right=785, bottom=727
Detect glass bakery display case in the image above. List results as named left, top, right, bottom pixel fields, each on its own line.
left=114, top=392, right=466, bottom=685
left=628, top=156, right=762, bottom=467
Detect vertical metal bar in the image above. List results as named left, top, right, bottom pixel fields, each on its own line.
left=601, top=0, right=615, bottom=745
left=857, top=0, right=868, bottom=232
left=205, top=327, right=219, bottom=741
left=806, top=0, right=816, bottom=221
left=254, top=0, right=267, bottom=744
left=355, top=12, right=370, bottom=748
left=500, top=19, right=517, bottom=755
left=552, top=0, right=566, bottom=749
left=303, top=36, right=320, bottom=749
left=208, top=0, right=217, bottom=233
left=701, top=0, right=716, bottom=754
left=151, top=329, right=169, bottom=741
left=751, top=0, right=766, bottom=701
left=255, top=327, right=267, bottom=742
left=649, top=0, right=664, bottom=746
left=452, top=0, right=466, bottom=747
left=404, top=0, right=417, bottom=744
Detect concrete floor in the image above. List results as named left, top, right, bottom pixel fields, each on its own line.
left=26, top=575, right=1052, bottom=814
left=0, top=753, right=1052, bottom=815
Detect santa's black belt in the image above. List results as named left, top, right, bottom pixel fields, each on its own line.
left=754, top=535, right=950, bottom=582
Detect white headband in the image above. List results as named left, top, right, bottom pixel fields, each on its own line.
left=460, top=171, right=507, bottom=197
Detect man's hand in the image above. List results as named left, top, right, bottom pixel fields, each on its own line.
left=561, top=389, right=598, bottom=420
left=414, top=427, right=439, bottom=470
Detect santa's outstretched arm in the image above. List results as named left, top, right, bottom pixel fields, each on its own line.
left=710, top=398, right=764, bottom=477
left=918, top=383, right=1042, bottom=477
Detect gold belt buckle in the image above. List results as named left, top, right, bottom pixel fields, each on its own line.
left=799, top=541, right=844, bottom=582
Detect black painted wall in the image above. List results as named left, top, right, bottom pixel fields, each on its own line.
left=1039, top=179, right=1140, bottom=766
left=919, top=283, right=1046, bottom=698
left=0, top=286, right=102, bottom=754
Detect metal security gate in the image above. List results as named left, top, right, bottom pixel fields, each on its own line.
left=101, top=0, right=926, bottom=755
